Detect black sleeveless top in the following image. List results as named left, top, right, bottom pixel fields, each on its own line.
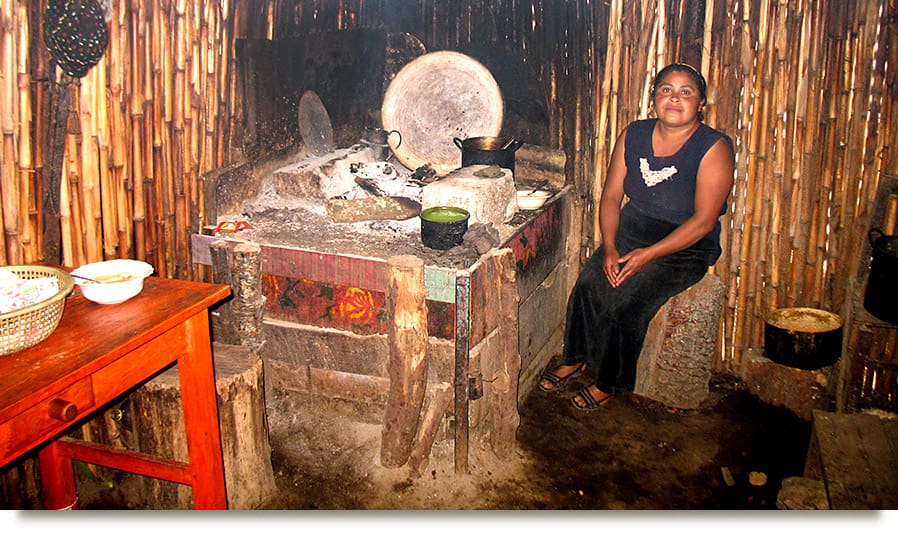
left=622, top=118, right=733, bottom=246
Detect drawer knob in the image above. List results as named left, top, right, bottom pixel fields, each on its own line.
left=48, top=398, right=78, bottom=422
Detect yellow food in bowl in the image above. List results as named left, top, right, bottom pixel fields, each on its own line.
left=73, top=259, right=155, bottom=304
left=92, top=273, right=135, bottom=283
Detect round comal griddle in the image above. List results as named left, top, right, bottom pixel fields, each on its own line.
left=381, top=51, right=503, bottom=176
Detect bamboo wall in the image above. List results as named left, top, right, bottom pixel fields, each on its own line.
left=1, top=0, right=896, bottom=377
left=0, top=0, right=239, bottom=277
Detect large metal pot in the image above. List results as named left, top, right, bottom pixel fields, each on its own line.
left=764, top=307, right=843, bottom=370
left=453, top=136, right=524, bottom=172
left=864, top=228, right=898, bottom=324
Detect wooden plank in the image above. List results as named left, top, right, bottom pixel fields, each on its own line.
left=804, top=424, right=822, bottom=480
left=850, top=414, right=898, bottom=508
left=192, top=233, right=460, bottom=303
left=812, top=411, right=851, bottom=507
left=830, top=414, right=881, bottom=509
left=812, top=410, right=898, bottom=509
left=875, top=415, right=898, bottom=508
left=844, top=322, right=873, bottom=412
left=424, top=267, right=457, bottom=303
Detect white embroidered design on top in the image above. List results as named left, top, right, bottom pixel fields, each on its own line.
left=640, top=158, right=677, bottom=187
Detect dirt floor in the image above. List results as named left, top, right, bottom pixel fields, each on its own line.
left=255, top=373, right=812, bottom=510
left=16, top=358, right=811, bottom=512
left=207, top=170, right=815, bottom=511
left=35, top=356, right=813, bottom=512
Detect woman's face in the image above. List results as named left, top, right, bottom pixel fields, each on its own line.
left=653, top=70, right=705, bottom=126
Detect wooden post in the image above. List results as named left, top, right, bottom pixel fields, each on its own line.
left=406, top=382, right=453, bottom=476
left=454, top=272, right=472, bottom=474
left=209, top=240, right=232, bottom=285
left=0, top=457, right=41, bottom=509
left=208, top=240, right=235, bottom=343
left=381, top=255, right=428, bottom=468
left=231, top=243, right=264, bottom=352
left=110, top=343, right=276, bottom=509
left=208, top=241, right=263, bottom=352
left=490, top=249, right=521, bottom=459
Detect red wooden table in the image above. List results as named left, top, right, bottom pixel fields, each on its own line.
left=0, top=277, right=230, bottom=509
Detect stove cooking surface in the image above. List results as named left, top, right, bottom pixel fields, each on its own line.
left=219, top=204, right=501, bottom=269
left=210, top=151, right=553, bottom=269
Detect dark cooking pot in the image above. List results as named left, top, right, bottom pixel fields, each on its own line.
left=421, top=206, right=469, bottom=250
left=764, top=307, right=843, bottom=370
left=453, top=136, right=524, bottom=172
left=864, top=228, right=898, bottom=324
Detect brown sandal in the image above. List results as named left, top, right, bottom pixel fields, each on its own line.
left=570, top=386, right=612, bottom=411
left=537, top=362, right=586, bottom=393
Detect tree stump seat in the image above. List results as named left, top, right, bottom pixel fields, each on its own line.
left=88, top=342, right=277, bottom=509
left=634, top=273, right=726, bottom=409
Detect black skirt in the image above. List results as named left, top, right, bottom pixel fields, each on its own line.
left=561, top=204, right=719, bottom=395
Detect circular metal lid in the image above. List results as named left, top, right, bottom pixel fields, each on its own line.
left=381, top=51, right=503, bottom=176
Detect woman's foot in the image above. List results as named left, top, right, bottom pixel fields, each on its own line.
left=570, top=385, right=612, bottom=411
left=537, top=362, right=586, bottom=393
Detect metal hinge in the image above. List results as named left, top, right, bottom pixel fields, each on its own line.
left=468, top=374, right=483, bottom=400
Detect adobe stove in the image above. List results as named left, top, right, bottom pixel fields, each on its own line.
left=191, top=33, right=572, bottom=473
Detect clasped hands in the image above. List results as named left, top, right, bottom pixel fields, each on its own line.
left=602, top=247, right=653, bottom=288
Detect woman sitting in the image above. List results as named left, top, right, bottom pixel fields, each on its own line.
left=539, top=62, right=735, bottom=410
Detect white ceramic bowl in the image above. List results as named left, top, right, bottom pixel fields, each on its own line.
left=516, top=189, right=553, bottom=210
left=71, top=259, right=155, bottom=305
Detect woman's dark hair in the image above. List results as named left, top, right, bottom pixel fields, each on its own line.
left=651, top=62, right=708, bottom=105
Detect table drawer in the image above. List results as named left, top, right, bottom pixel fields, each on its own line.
left=0, top=377, right=95, bottom=464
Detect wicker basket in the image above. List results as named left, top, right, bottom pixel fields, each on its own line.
left=0, top=266, right=75, bottom=356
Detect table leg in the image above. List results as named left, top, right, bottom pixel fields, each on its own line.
left=178, top=310, right=228, bottom=509
left=38, top=440, right=78, bottom=510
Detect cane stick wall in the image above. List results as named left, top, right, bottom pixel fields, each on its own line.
left=0, top=0, right=896, bottom=376
left=0, top=0, right=239, bottom=277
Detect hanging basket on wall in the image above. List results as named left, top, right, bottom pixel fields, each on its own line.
left=43, top=0, right=109, bottom=78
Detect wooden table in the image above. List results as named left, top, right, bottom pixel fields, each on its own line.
left=0, top=277, right=230, bottom=509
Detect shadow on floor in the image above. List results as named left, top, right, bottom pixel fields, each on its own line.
left=63, top=372, right=811, bottom=510
left=256, top=374, right=812, bottom=510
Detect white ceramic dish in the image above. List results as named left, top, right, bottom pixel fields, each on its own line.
left=516, top=189, right=553, bottom=210
left=71, top=259, right=155, bottom=305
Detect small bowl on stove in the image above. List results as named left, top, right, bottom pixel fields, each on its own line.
left=516, top=189, right=553, bottom=210
left=72, top=259, right=155, bottom=305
